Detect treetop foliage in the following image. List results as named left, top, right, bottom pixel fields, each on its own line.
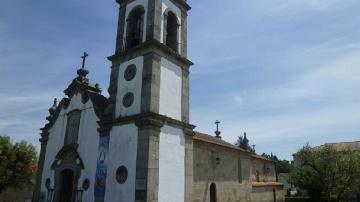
left=261, top=152, right=293, bottom=174
left=291, top=144, right=360, bottom=201
left=0, top=135, right=37, bottom=193
left=235, top=132, right=254, bottom=152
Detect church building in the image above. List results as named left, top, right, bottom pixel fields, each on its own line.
left=33, top=0, right=284, bottom=201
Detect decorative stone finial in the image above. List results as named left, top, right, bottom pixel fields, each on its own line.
left=49, top=98, right=58, bottom=115
left=214, top=120, right=221, bottom=139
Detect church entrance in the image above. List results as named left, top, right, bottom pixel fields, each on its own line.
left=59, top=169, right=75, bottom=202
left=51, top=146, right=83, bottom=202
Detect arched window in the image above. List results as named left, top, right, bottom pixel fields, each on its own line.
left=256, top=171, right=260, bottom=182
left=164, top=11, right=179, bottom=52
left=64, top=110, right=81, bottom=145
left=126, top=6, right=145, bottom=50
left=210, top=183, right=217, bottom=202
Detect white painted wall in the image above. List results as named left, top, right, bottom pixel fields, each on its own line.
left=161, top=0, right=182, bottom=52
left=159, top=58, right=182, bottom=120
left=76, top=101, right=100, bottom=202
left=104, top=124, right=138, bottom=202
left=158, top=124, right=185, bottom=202
left=124, top=0, right=149, bottom=43
left=40, top=93, right=100, bottom=201
left=115, top=56, right=144, bottom=118
left=40, top=109, right=66, bottom=194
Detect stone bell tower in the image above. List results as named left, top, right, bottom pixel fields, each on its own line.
left=100, top=0, right=194, bottom=201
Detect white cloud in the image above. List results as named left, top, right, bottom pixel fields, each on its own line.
left=0, top=92, right=59, bottom=109
left=191, top=44, right=360, bottom=160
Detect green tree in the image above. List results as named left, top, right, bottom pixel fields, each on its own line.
left=261, top=153, right=292, bottom=173
left=275, top=159, right=292, bottom=173
left=0, top=136, right=37, bottom=193
left=291, top=144, right=360, bottom=201
left=235, top=132, right=253, bottom=152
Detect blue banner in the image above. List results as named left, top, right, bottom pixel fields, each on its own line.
left=94, top=135, right=110, bottom=199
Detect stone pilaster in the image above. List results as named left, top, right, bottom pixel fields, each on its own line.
left=180, top=10, right=188, bottom=57
left=146, top=0, right=162, bottom=42
left=105, top=64, right=120, bottom=117
left=115, top=2, right=127, bottom=53
left=184, top=130, right=194, bottom=202
left=135, top=117, right=164, bottom=202
left=141, top=52, right=162, bottom=114
left=181, top=68, right=190, bottom=123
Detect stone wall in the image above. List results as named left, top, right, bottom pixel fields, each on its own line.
left=192, top=140, right=252, bottom=202
left=251, top=157, right=276, bottom=183
left=192, top=138, right=285, bottom=202
left=252, top=186, right=285, bottom=202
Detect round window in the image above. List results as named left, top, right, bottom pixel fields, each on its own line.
left=124, top=64, right=137, bottom=81
left=116, top=166, right=128, bottom=184
left=82, top=178, right=90, bottom=190
left=122, top=92, right=134, bottom=108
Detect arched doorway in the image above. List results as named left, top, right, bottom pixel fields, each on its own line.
left=210, top=183, right=217, bottom=202
left=59, top=169, right=75, bottom=202
left=52, top=146, right=84, bottom=202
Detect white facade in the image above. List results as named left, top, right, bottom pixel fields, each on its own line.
left=158, top=124, right=186, bottom=202
left=40, top=93, right=100, bottom=201
left=115, top=56, right=144, bottom=118
left=41, top=109, right=66, bottom=193
left=105, top=124, right=138, bottom=202
left=159, top=58, right=183, bottom=120
left=37, top=0, right=191, bottom=200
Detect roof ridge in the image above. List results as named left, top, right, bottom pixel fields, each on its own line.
left=324, top=140, right=360, bottom=145
left=193, top=131, right=274, bottom=162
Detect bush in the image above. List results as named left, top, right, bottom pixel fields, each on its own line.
left=285, top=197, right=339, bottom=202
left=285, top=197, right=311, bottom=202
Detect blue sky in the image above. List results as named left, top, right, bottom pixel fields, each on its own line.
left=1, top=0, right=359, bottom=160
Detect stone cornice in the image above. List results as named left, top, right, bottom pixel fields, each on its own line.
left=64, top=78, right=101, bottom=98
left=108, top=40, right=194, bottom=68
left=40, top=98, right=70, bottom=139
left=98, top=112, right=196, bottom=135
left=51, top=144, right=84, bottom=170
left=169, top=0, right=191, bottom=12
left=115, top=0, right=191, bottom=11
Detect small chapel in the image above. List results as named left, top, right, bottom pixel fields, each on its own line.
left=33, top=0, right=284, bottom=201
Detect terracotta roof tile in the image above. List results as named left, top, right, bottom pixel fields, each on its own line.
left=293, top=141, right=360, bottom=156
left=252, top=182, right=284, bottom=187
left=313, top=141, right=360, bottom=151
left=193, top=131, right=273, bottom=162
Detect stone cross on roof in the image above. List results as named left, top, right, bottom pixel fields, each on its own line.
left=76, top=51, right=89, bottom=84
left=81, top=52, right=89, bottom=68
left=215, top=120, right=221, bottom=139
